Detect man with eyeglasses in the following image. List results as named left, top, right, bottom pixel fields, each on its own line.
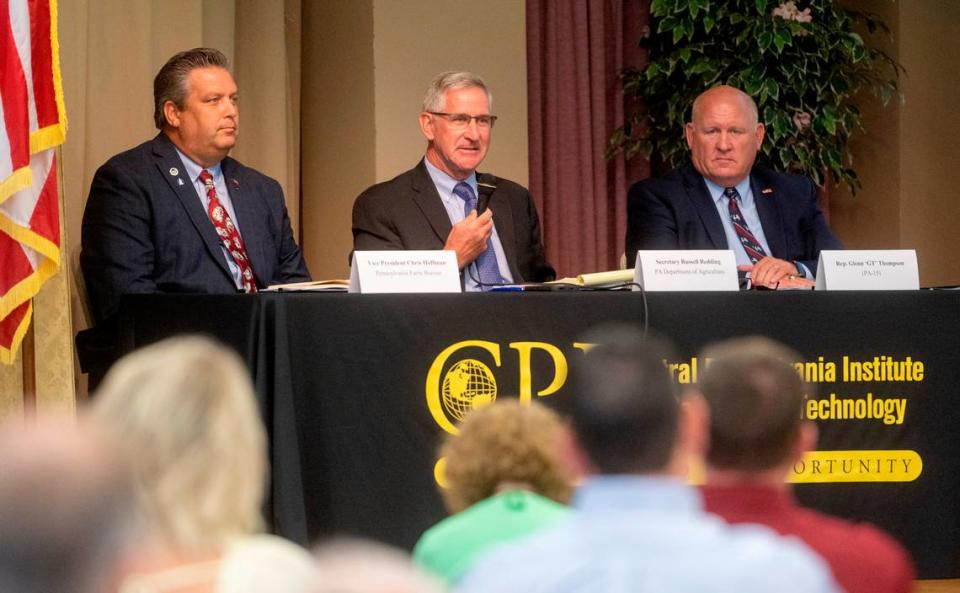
left=352, top=71, right=555, bottom=290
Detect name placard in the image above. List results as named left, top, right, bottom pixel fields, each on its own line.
left=633, top=250, right=739, bottom=291
left=349, top=251, right=461, bottom=293
left=816, top=250, right=919, bottom=290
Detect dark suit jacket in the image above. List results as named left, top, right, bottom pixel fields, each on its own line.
left=625, top=163, right=842, bottom=274
left=80, top=133, right=310, bottom=324
left=352, top=160, right=555, bottom=283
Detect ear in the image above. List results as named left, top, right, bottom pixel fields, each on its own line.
left=557, top=422, right=594, bottom=480
left=419, top=112, right=435, bottom=142
left=163, top=100, right=181, bottom=129
left=754, top=122, right=766, bottom=149
left=791, top=421, right=817, bottom=464
left=684, top=122, right=695, bottom=150
left=678, top=392, right=709, bottom=461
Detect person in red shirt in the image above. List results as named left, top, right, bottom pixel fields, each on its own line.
left=697, top=336, right=915, bottom=593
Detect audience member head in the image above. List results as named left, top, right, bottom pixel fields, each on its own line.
left=440, top=400, right=573, bottom=514
left=419, top=71, right=494, bottom=180
left=698, top=336, right=815, bottom=478
left=91, top=335, right=267, bottom=553
left=313, top=539, right=446, bottom=593
left=154, top=47, right=238, bottom=167
left=0, top=418, right=136, bottom=593
left=686, top=85, right=765, bottom=187
left=566, top=325, right=705, bottom=476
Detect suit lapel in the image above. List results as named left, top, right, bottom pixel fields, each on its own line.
left=750, top=170, right=786, bottom=259
left=682, top=165, right=727, bottom=249
left=410, top=160, right=454, bottom=243
left=221, top=159, right=269, bottom=282
left=484, top=175, right=520, bottom=281
left=150, top=135, right=233, bottom=281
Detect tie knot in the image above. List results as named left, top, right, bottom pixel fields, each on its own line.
left=199, top=169, right=214, bottom=187
left=453, top=182, right=476, bottom=203
left=723, top=187, right=740, bottom=202
left=453, top=182, right=478, bottom=216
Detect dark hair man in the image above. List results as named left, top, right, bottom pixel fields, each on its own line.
left=352, top=71, right=554, bottom=291
left=81, top=47, right=310, bottom=323
left=457, top=326, right=841, bottom=593
left=698, top=336, right=915, bottom=593
left=625, top=85, right=842, bottom=288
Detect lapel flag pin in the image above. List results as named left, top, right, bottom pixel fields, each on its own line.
left=230, top=178, right=240, bottom=189
left=761, top=187, right=773, bottom=195
left=169, top=167, right=179, bottom=176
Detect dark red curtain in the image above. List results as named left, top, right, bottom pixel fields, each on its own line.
left=526, top=0, right=649, bottom=277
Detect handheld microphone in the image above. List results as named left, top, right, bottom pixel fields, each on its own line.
left=476, top=173, right=497, bottom=216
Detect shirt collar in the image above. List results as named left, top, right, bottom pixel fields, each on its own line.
left=704, top=176, right=752, bottom=207
left=423, top=157, right=477, bottom=204
left=175, top=147, right=223, bottom=183
left=573, top=475, right=702, bottom=514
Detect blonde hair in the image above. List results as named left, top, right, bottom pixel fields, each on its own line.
left=440, top=400, right=572, bottom=513
left=91, top=336, right=266, bottom=553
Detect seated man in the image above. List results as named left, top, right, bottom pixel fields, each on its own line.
left=458, top=326, right=841, bottom=593
left=625, top=85, right=842, bottom=287
left=352, top=71, right=554, bottom=290
left=81, top=47, right=310, bottom=325
left=697, top=336, right=915, bottom=593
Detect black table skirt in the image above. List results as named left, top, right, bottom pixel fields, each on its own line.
left=117, top=291, right=960, bottom=578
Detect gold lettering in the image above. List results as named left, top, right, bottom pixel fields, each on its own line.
left=510, top=342, right=568, bottom=403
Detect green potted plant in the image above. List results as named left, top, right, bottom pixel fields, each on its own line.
left=609, top=0, right=903, bottom=192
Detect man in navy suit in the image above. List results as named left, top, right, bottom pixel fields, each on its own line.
left=81, top=48, right=310, bottom=325
left=625, top=86, right=841, bottom=288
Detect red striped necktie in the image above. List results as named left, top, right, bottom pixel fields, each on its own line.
left=724, top=186, right=767, bottom=264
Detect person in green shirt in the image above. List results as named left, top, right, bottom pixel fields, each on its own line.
left=413, top=400, right=576, bottom=584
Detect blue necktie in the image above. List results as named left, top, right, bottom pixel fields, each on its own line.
left=453, top=182, right=504, bottom=288
left=724, top=187, right=768, bottom=264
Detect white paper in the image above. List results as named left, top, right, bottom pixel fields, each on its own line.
left=633, top=250, right=739, bottom=291
left=816, top=250, right=919, bottom=290
left=349, top=251, right=461, bottom=294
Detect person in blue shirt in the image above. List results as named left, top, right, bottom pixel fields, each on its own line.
left=457, top=325, right=841, bottom=593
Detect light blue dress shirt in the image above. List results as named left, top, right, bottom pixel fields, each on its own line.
left=457, top=475, right=841, bottom=593
left=705, top=177, right=811, bottom=278
left=704, top=177, right=772, bottom=268
left=423, top=158, right=513, bottom=291
left=175, top=149, right=244, bottom=289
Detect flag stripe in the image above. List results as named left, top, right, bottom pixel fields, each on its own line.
left=0, top=0, right=31, bottom=196
left=0, top=0, right=63, bottom=363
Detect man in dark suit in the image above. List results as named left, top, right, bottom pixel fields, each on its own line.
left=625, top=86, right=841, bottom=288
left=352, top=71, right=554, bottom=290
left=81, top=47, right=310, bottom=326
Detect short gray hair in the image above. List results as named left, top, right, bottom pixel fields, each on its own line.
left=422, top=71, right=492, bottom=112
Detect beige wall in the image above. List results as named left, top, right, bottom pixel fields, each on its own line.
left=832, top=1, right=960, bottom=287
left=301, top=3, right=376, bottom=279
left=300, top=0, right=528, bottom=278
left=898, top=2, right=960, bottom=287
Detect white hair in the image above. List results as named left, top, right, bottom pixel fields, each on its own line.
left=422, top=71, right=492, bottom=112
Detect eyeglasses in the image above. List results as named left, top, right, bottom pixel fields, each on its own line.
left=427, top=112, right=498, bottom=129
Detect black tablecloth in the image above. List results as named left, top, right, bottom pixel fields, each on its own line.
left=118, top=291, right=960, bottom=578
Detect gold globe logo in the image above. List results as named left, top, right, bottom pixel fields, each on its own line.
left=441, top=359, right=497, bottom=421
left=426, top=339, right=575, bottom=435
